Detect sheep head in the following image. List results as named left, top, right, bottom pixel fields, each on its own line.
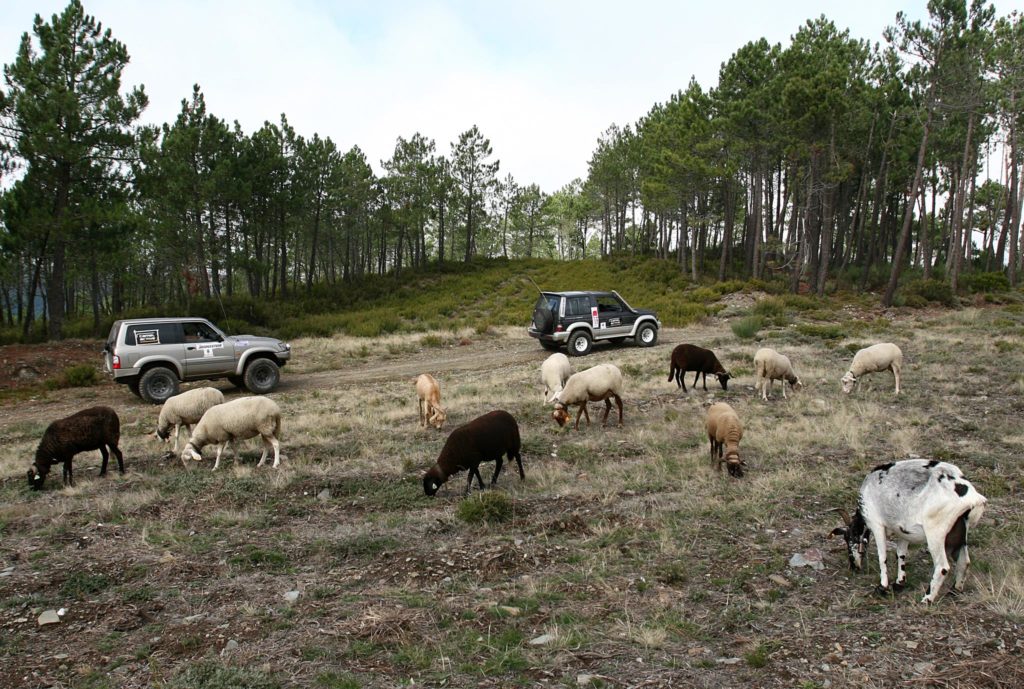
left=552, top=403, right=570, bottom=427
left=428, top=406, right=447, bottom=430
left=829, top=507, right=868, bottom=570
left=26, top=463, right=45, bottom=490
left=840, top=372, right=856, bottom=394
left=789, top=376, right=803, bottom=392
left=180, top=443, right=203, bottom=463
left=724, top=451, right=745, bottom=478
left=716, top=372, right=732, bottom=390
left=423, top=466, right=446, bottom=496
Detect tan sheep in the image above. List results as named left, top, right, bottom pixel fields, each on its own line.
left=415, top=373, right=447, bottom=429
left=705, top=402, right=745, bottom=477
left=753, top=347, right=802, bottom=401
left=841, top=343, right=903, bottom=395
left=551, top=364, right=624, bottom=430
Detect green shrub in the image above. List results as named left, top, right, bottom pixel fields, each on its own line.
left=903, top=279, right=955, bottom=307
left=715, top=280, right=746, bottom=295
left=960, top=272, right=1010, bottom=294
left=795, top=323, right=846, bottom=340
left=730, top=315, right=763, bottom=340
left=456, top=491, right=514, bottom=524
left=46, top=364, right=99, bottom=390
left=170, top=660, right=281, bottom=689
left=903, top=294, right=928, bottom=309
left=752, top=297, right=789, bottom=326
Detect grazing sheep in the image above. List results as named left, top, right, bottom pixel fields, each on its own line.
left=704, top=402, right=745, bottom=477
left=753, top=347, right=802, bottom=401
left=841, top=343, right=902, bottom=395
left=667, top=344, right=731, bottom=392
left=423, top=410, right=523, bottom=496
left=155, top=387, right=225, bottom=459
left=830, top=459, right=986, bottom=603
left=27, top=406, right=125, bottom=490
left=551, top=364, right=624, bottom=430
left=415, top=373, right=447, bottom=429
left=540, top=352, right=572, bottom=403
left=181, top=396, right=282, bottom=470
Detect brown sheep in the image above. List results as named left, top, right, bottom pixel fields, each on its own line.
left=423, top=410, right=523, bottom=496
left=28, top=406, right=125, bottom=490
left=668, top=344, right=731, bottom=392
left=705, top=402, right=745, bottom=478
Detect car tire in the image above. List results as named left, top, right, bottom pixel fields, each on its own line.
left=540, top=340, right=561, bottom=352
left=244, top=358, right=280, bottom=394
left=635, top=323, right=658, bottom=348
left=127, top=378, right=142, bottom=398
left=139, top=366, right=179, bottom=404
left=568, top=331, right=593, bottom=357
left=533, top=307, right=554, bottom=333
left=227, top=375, right=245, bottom=388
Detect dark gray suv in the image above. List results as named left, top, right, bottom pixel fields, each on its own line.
left=103, top=317, right=291, bottom=403
left=528, top=290, right=660, bottom=356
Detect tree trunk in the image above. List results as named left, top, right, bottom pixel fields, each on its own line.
left=950, top=114, right=975, bottom=293
left=882, top=111, right=931, bottom=308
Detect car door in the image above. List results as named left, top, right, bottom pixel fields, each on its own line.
left=183, top=321, right=234, bottom=377
left=593, top=294, right=635, bottom=338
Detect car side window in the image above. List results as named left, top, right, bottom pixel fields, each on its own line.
left=183, top=322, right=220, bottom=343
left=125, top=323, right=183, bottom=346
left=595, top=296, right=623, bottom=313
left=566, top=296, right=590, bottom=317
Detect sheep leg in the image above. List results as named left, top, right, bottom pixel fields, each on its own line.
left=212, top=442, right=230, bottom=471
left=63, top=458, right=74, bottom=487
left=574, top=403, right=589, bottom=430
left=892, top=365, right=901, bottom=395
left=418, top=399, right=426, bottom=428
left=172, top=425, right=180, bottom=454
left=922, top=525, right=953, bottom=604
left=256, top=436, right=280, bottom=468
left=613, top=394, right=623, bottom=426
left=782, top=379, right=788, bottom=399
left=490, top=455, right=504, bottom=486
left=679, top=370, right=687, bottom=392
left=465, top=465, right=485, bottom=495
left=693, top=371, right=702, bottom=391
left=112, top=443, right=125, bottom=475
left=99, top=445, right=110, bottom=476
left=946, top=511, right=971, bottom=593
left=894, top=540, right=910, bottom=590
left=871, top=524, right=891, bottom=593
left=601, top=398, right=611, bottom=426
left=512, top=451, right=525, bottom=480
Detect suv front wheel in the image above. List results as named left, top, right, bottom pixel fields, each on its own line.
left=139, top=366, right=180, bottom=404
left=568, top=331, right=593, bottom=357
left=635, top=322, right=658, bottom=348
left=244, top=358, right=281, bottom=394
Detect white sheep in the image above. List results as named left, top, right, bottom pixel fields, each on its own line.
left=551, top=364, right=624, bottom=430
left=841, top=343, right=903, bottom=394
left=830, top=459, right=986, bottom=604
left=540, top=353, right=572, bottom=403
left=155, top=387, right=225, bottom=459
left=181, top=396, right=282, bottom=470
left=753, top=347, right=802, bottom=401
left=705, top=402, right=745, bottom=477
left=415, top=373, right=447, bottom=429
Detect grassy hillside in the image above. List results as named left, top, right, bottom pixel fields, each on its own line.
left=1, top=302, right=1023, bottom=687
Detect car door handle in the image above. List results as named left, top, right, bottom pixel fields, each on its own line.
left=186, top=346, right=196, bottom=350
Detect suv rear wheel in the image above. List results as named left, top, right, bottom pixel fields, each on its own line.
left=139, top=366, right=180, bottom=404
left=244, top=358, right=280, bottom=394
left=635, top=322, right=658, bottom=347
left=568, top=330, right=593, bottom=357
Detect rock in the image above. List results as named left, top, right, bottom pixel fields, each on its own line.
left=789, top=548, right=825, bottom=570
left=499, top=606, right=521, bottom=617
left=905, top=640, right=919, bottom=650
left=716, top=657, right=742, bottom=665
left=529, top=633, right=555, bottom=646
left=221, top=639, right=239, bottom=657
left=57, top=608, right=66, bottom=617
left=317, top=489, right=331, bottom=502
left=37, top=610, right=60, bottom=626
left=769, top=574, right=793, bottom=588
left=577, top=674, right=597, bottom=686
left=283, top=590, right=300, bottom=603
left=913, top=662, right=936, bottom=675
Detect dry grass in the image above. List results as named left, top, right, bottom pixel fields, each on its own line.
left=1, top=305, right=1022, bottom=688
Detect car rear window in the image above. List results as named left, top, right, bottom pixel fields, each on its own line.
left=535, top=295, right=559, bottom=312
left=124, top=323, right=184, bottom=346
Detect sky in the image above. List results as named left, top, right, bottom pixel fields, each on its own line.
left=0, top=0, right=965, bottom=192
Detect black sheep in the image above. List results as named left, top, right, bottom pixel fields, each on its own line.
left=667, top=344, right=732, bottom=392
left=27, top=406, right=125, bottom=490
left=423, top=410, right=523, bottom=497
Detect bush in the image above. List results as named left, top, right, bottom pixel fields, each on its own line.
left=752, top=297, right=789, bottom=326
left=456, top=491, right=514, bottom=524
left=170, top=661, right=281, bottom=689
left=46, top=364, right=99, bottom=390
left=960, top=272, right=1010, bottom=294
left=795, top=323, right=847, bottom=340
left=730, top=315, right=763, bottom=340
left=903, top=279, right=955, bottom=307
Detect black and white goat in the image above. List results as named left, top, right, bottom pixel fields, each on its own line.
left=830, top=459, right=986, bottom=604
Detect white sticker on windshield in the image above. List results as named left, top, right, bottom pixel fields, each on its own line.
left=135, top=329, right=160, bottom=345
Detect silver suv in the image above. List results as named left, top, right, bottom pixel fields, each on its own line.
left=103, top=317, right=291, bottom=403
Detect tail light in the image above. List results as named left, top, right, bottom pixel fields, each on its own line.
left=112, top=355, right=120, bottom=370
left=555, top=325, right=564, bottom=332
